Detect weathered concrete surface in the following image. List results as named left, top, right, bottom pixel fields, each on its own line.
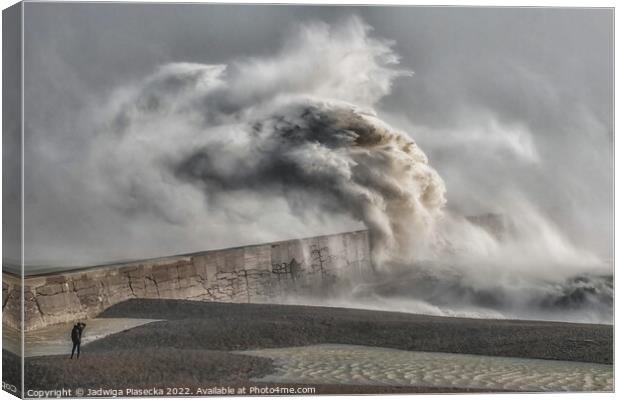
left=3, top=230, right=371, bottom=331
left=3, top=273, right=22, bottom=332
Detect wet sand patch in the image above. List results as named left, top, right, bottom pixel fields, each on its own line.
left=238, top=344, right=613, bottom=392
left=3, top=318, right=160, bottom=357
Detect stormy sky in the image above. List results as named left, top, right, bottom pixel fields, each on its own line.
left=18, top=3, right=612, bottom=269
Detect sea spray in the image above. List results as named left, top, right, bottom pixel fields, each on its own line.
left=174, top=99, right=447, bottom=266
left=95, top=17, right=447, bottom=266
left=89, top=17, right=611, bottom=323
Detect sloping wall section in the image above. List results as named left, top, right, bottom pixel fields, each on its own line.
left=3, top=230, right=371, bottom=331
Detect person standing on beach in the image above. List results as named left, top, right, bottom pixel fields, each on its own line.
left=70, top=322, right=86, bottom=359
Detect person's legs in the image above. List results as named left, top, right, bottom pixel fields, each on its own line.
left=76, top=342, right=80, bottom=359
left=71, top=342, right=77, bottom=359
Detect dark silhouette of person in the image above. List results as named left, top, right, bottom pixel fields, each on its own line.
left=70, top=322, right=86, bottom=359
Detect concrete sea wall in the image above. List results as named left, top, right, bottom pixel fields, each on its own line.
left=3, top=230, right=371, bottom=331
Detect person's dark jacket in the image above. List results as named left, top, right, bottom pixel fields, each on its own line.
left=71, top=323, right=85, bottom=344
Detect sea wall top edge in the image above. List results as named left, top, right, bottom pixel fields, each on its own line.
left=18, top=229, right=370, bottom=278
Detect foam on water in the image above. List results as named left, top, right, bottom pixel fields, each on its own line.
left=237, top=344, right=612, bottom=392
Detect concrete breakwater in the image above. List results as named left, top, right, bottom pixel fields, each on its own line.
left=3, top=230, right=371, bottom=331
